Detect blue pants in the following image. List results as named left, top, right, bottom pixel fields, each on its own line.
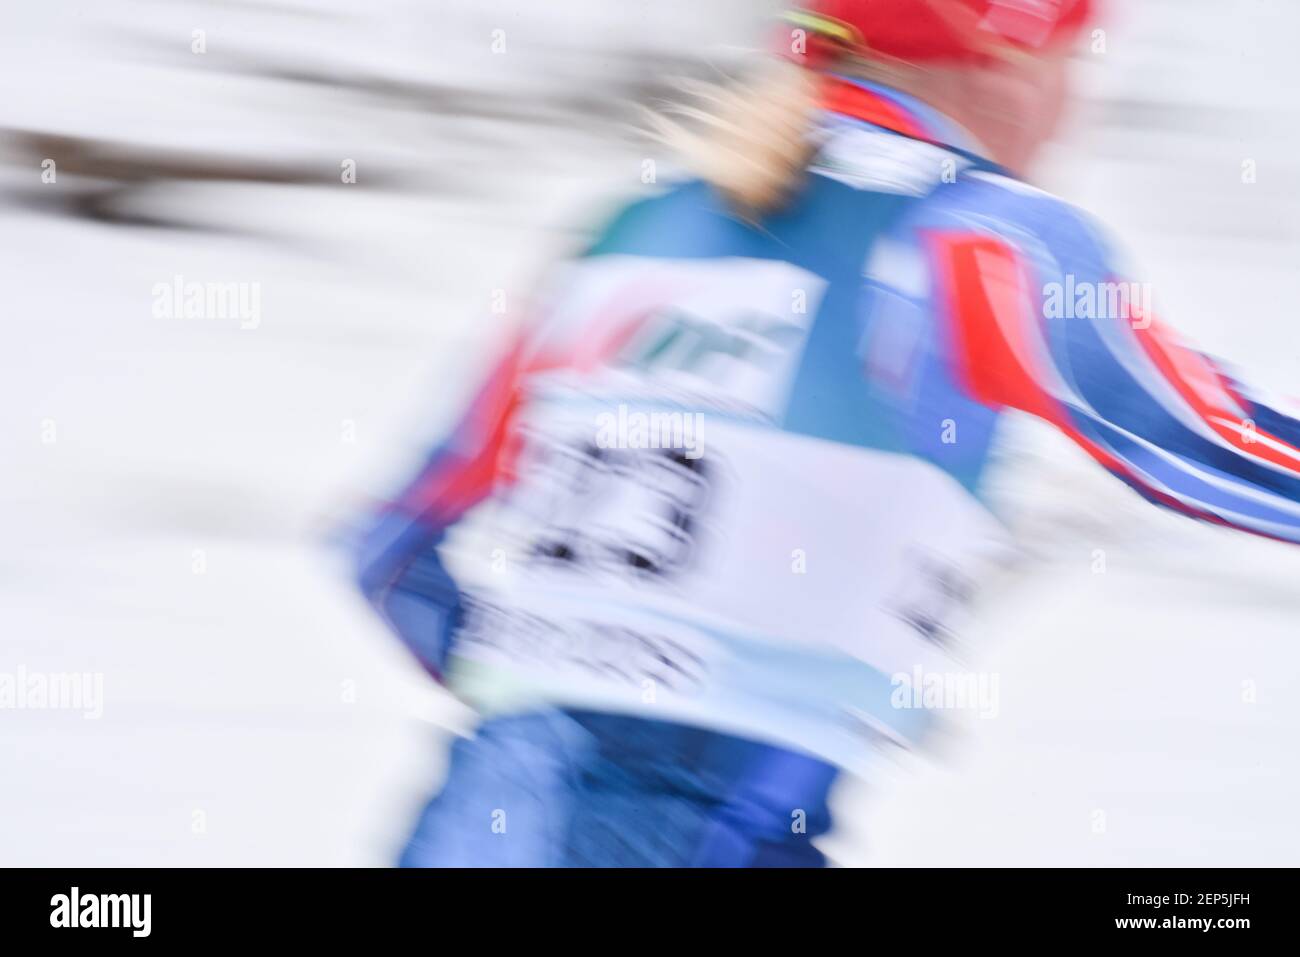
left=399, top=710, right=839, bottom=867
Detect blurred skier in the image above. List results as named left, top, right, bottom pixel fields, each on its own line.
left=354, top=0, right=1300, bottom=866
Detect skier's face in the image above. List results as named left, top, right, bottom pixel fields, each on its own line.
left=961, top=47, right=1073, bottom=174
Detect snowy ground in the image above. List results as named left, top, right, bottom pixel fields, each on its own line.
left=2, top=0, right=1299, bottom=866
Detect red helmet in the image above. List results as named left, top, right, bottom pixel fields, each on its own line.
left=785, top=0, right=1095, bottom=65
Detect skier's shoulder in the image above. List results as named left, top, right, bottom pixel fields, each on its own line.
left=580, top=179, right=720, bottom=259
left=924, top=167, right=1116, bottom=274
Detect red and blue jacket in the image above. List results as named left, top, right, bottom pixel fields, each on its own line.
left=353, top=75, right=1300, bottom=763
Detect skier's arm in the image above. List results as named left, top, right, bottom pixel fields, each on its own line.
left=353, top=335, right=531, bottom=677
left=928, top=226, right=1300, bottom=543
left=352, top=199, right=659, bottom=675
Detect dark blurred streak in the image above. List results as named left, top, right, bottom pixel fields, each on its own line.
left=1, top=31, right=709, bottom=236
left=106, top=25, right=709, bottom=129
left=0, top=127, right=401, bottom=231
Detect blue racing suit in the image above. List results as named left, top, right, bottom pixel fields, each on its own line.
left=354, top=76, right=1300, bottom=866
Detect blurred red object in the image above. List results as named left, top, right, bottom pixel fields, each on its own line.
left=784, top=0, right=1095, bottom=65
